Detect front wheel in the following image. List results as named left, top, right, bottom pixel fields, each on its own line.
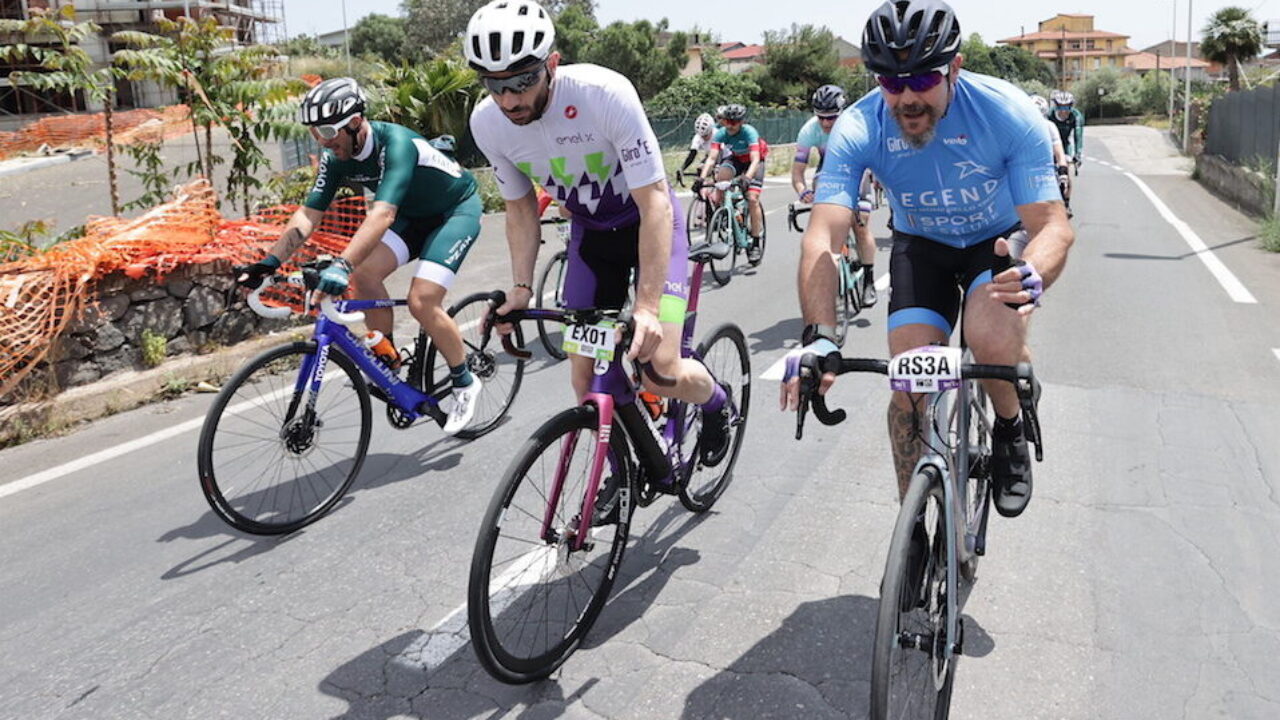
left=468, top=406, right=633, bottom=683
left=535, top=250, right=569, bottom=361
left=419, top=292, right=525, bottom=439
left=871, top=466, right=955, bottom=719
left=197, top=341, right=372, bottom=535
left=706, top=206, right=733, bottom=287
left=678, top=323, right=750, bottom=512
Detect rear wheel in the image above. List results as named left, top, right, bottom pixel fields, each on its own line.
left=468, top=406, right=633, bottom=683
left=535, top=250, right=569, bottom=361
left=834, top=257, right=857, bottom=346
left=678, top=323, right=750, bottom=512
left=871, top=466, right=955, bottom=719
left=706, top=206, right=733, bottom=286
left=198, top=341, right=371, bottom=535
left=420, top=292, right=524, bottom=439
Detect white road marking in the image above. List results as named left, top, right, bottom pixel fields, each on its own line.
left=1122, top=171, right=1258, bottom=304
left=1273, top=348, right=1280, bottom=365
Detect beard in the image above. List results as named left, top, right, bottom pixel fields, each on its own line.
left=502, top=81, right=552, bottom=126
left=892, top=101, right=941, bottom=149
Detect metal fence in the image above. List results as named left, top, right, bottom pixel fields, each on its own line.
left=1205, top=83, right=1280, bottom=166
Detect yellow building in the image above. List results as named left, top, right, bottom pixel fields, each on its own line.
left=998, top=14, right=1135, bottom=89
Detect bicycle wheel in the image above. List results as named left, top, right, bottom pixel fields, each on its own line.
left=678, top=323, right=751, bottom=512
left=957, top=365, right=992, bottom=584
left=748, top=209, right=767, bottom=267
left=420, top=292, right=525, bottom=440
left=469, top=405, right=633, bottom=683
left=834, top=259, right=856, bottom=347
left=535, top=250, right=568, bottom=361
left=706, top=206, right=733, bottom=286
left=685, top=194, right=706, bottom=237
left=198, top=341, right=371, bottom=535
left=871, top=465, right=956, bottom=719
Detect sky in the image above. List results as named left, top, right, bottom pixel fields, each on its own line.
left=280, top=0, right=1280, bottom=53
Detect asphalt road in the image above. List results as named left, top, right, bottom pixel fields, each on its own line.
left=3, top=126, right=1280, bottom=719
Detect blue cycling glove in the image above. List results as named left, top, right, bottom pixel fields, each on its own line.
left=317, top=257, right=354, bottom=297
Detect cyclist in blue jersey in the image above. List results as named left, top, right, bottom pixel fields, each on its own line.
left=782, top=0, right=1074, bottom=518
left=792, top=84, right=877, bottom=308
left=465, top=0, right=736, bottom=464
left=697, top=103, right=766, bottom=262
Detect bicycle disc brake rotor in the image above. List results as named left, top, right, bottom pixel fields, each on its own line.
left=280, top=416, right=320, bottom=455
left=468, top=348, right=497, bottom=379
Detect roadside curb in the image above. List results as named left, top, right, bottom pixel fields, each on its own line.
left=0, top=329, right=306, bottom=447
left=0, top=149, right=94, bottom=179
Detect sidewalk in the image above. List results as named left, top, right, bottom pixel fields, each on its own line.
left=0, top=148, right=95, bottom=179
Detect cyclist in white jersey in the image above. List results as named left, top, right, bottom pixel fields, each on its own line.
left=792, top=84, right=878, bottom=308
left=1031, top=94, right=1072, bottom=214
left=782, top=0, right=1074, bottom=517
left=465, top=0, right=736, bottom=462
left=680, top=112, right=717, bottom=228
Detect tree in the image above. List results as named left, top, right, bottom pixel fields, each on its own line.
left=753, top=25, right=844, bottom=107
left=403, top=0, right=488, bottom=59
left=555, top=2, right=598, bottom=64
left=351, top=14, right=407, bottom=64
left=960, top=33, right=1054, bottom=87
left=0, top=5, right=124, bottom=215
left=1201, top=6, right=1263, bottom=91
left=580, top=19, right=687, bottom=99
left=646, top=71, right=760, bottom=115
left=277, top=33, right=335, bottom=58
left=371, top=56, right=481, bottom=140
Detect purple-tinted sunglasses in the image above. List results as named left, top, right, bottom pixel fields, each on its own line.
left=876, top=64, right=950, bottom=95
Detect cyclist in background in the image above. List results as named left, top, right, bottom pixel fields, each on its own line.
left=465, top=0, right=737, bottom=464
left=783, top=0, right=1074, bottom=517
left=697, top=103, right=766, bottom=263
left=792, top=84, right=877, bottom=308
left=1031, top=95, right=1072, bottom=215
left=235, top=77, right=486, bottom=435
left=1049, top=89, right=1084, bottom=169
left=680, top=112, right=717, bottom=229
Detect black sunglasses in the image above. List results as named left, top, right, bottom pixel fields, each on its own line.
left=480, top=64, right=546, bottom=95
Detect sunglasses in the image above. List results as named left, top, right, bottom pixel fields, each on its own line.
left=876, top=64, right=950, bottom=95
left=817, top=114, right=839, bottom=122
left=311, top=114, right=356, bottom=140
left=480, top=64, right=546, bottom=95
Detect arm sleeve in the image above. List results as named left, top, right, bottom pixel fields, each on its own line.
left=813, top=111, right=871, bottom=210
left=470, top=110, right=534, bottom=201
left=600, top=78, right=666, bottom=189
left=303, top=153, right=339, bottom=211
left=1073, top=109, right=1084, bottom=153
left=679, top=149, right=698, bottom=172
left=371, top=132, right=414, bottom=207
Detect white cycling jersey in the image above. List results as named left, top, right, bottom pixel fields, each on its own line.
left=690, top=132, right=711, bottom=154
left=470, top=63, right=667, bottom=231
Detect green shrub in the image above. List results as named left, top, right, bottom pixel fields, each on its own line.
left=140, top=329, right=167, bottom=368
left=1261, top=214, right=1280, bottom=253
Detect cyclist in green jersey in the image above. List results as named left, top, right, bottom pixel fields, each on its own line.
left=235, top=78, right=486, bottom=434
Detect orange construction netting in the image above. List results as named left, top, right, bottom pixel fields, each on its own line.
left=0, top=179, right=367, bottom=401
left=0, top=104, right=194, bottom=161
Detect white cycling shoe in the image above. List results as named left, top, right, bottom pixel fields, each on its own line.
left=443, top=378, right=483, bottom=435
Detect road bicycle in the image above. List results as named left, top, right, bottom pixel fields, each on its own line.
left=705, top=177, right=766, bottom=286
left=794, top=340, right=1043, bottom=718
left=788, top=201, right=874, bottom=345
left=534, top=215, right=573, bottom=360
left=685, top=175, right=714, bottom=237
left=467, top=241, right=751, bottom=683
left=197, top=264, right=524, bottom=535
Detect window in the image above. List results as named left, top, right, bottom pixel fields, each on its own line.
left=1094, top=58, right=1101, bottom=69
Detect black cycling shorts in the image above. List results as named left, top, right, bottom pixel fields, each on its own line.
left=887, top=225, right=1021, bottom=337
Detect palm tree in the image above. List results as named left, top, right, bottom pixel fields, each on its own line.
left=1201, top=6, right=1264, bottom=91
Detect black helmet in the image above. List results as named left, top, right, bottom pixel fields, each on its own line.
left=811, top=84, right=847, bottom=115
left=720, top=103, right=747, bottom=122
left=861, top=0, right=962, bottom=76
left=297, top=77, right=367, bottom=127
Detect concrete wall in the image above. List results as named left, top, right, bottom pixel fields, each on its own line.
left=1194, top=153, right=1273, bottom=218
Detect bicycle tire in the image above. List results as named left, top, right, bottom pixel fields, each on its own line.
left=197, top=341, right=371, bottom=535
left=420, top=292, right=525, bottom=440
left=871, top=465, right=956, bottom=719
left=468, top=405, right=633, bottom=683
left=834, top=260, right=855, bottom=347
left=685, top=194, right=707, bottom=239
left=678, top=323, right=751, bottom=512
left=535, top=250, right=569, bottom=361
left=707, top=206, right=733, bottom=286
left=959, top=366, right=992, bottom=584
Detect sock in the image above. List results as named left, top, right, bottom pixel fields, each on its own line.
left=993, top=414, right=1022, bottom=441
left=862, top=263, right=875, bottom=277
left=449, top=363, right=473, bottom=389
left=700, top=383, right=726, bottom=413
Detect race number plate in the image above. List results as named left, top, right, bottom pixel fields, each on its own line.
left=563, top=320, right=617, bottom=361
left=889, top=346, right=962, bottom=393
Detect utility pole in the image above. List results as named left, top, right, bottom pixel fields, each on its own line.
left=342, top=0, right=352, bottom=75
left=1169, top=0, right=1177, bottom=119
left=1183, top=0, right=1193, bottom=152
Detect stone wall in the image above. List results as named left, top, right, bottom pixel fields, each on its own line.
left=49, top=262, right=300, bottom=390
left=1194, top=153, right=1272, bottom=219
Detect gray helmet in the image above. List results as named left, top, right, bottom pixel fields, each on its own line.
left=861, top=0, right=962, bottom=76
left=428, top=134, right=457, bottom=153
left=1051, top=89, right=1074, bottom=106
left=297, top=77, right=367, bottom=126
left=720, top=103, right=747, bottom=122
left=811, top=84, right=847, bottom=115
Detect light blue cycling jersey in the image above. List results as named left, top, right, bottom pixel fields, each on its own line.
left=815, top=71, right=1059, bottom=248
left=793, top=115, right=830, bottom=165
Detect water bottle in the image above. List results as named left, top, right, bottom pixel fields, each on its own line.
left=364, top=331, right=400, bottom=369
left=638, top=390, right=665, bottom=421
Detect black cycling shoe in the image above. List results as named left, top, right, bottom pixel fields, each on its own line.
left=592, top=472, right=622, bottom=526
left=698, top=383, right=735, bottom=467
left=991, top=431, right=1033, bottom=517
left=746, top=238, right=763, bottom=264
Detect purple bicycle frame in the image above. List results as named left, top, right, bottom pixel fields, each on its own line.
left=537, top=261, right=710, bottom=551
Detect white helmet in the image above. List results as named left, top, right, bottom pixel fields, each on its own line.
left=1030, top=95, right=1049, bottom=115
left=694, top=113, right=714, bottom=137
left=464, top=0, right=556, bottom=73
